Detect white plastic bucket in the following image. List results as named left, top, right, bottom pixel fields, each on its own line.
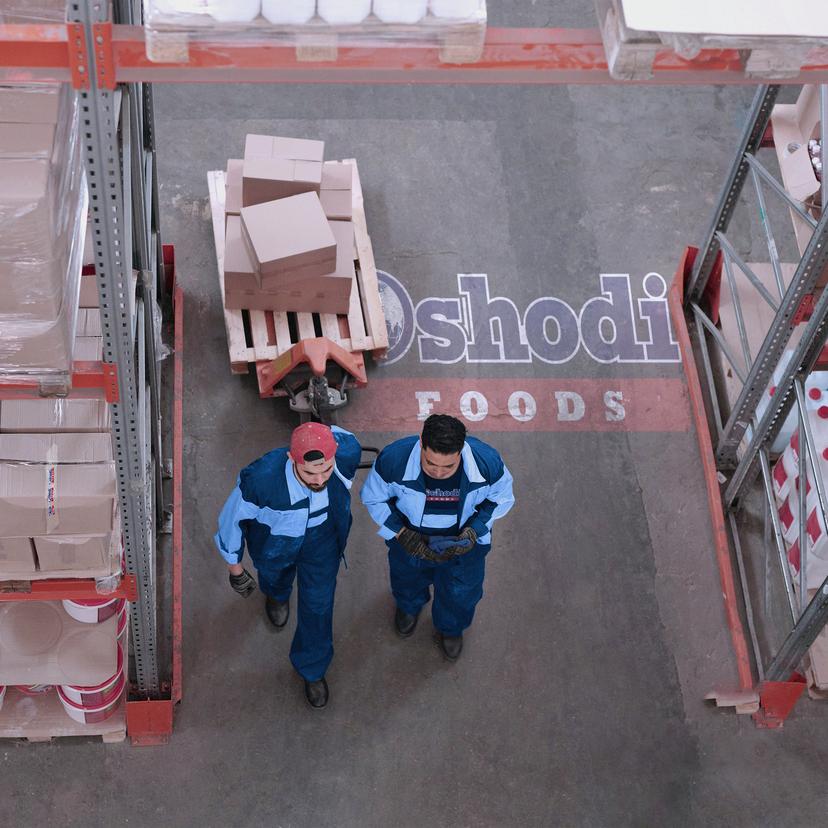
left=318, top=0, right=372, bottom=24
left=57, top=673, right=125, bottom=725
left=429, top=0, right=480, bottom=19
left=15, top=684, right=54, bottom=696
left=208, top=0, right=261, bottom=23
left=62, top=597, right=125, bottom=624
left=373, top=0, right=428, bottom=23
left=116, top=604, right=128, bottom=651
left=60, top=646, right=124, bottom=707
left=262, top=0, right=315, bottom=23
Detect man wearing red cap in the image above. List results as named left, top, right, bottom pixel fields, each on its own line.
left=214, top=423, right=361, bottom=709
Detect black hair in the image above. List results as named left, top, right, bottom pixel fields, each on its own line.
left=303, top=449, right=325, bottom=463
left=421, top=414, right=466, bottom=455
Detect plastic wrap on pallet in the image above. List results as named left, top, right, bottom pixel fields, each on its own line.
left=596, top=0, right=828, bottom=80
left=0, top=0, right=67, bottom=22
left=142, top=0, right=487, bottom=63
left=0, top=84, right=87, bottom=383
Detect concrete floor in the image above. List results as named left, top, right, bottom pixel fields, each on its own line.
left=5, top=4, right=828, bottom=827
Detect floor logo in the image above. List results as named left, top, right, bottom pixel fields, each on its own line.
left=376, top=271, right=680, bottom=366
left=376, top=270, right=417, bottom=365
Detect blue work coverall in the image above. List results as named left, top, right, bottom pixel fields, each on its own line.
left=360, top=436, right=514, bottom=636
left=214, top=426, right=361, bottom=681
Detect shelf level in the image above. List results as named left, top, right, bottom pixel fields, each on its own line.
left=0, top=361, right=119, bottom=401
left=0, top=575, right=137, bottom=603
left=0, top=686, right=125, bottom=743
left=2, top=24, right=828, bottom=86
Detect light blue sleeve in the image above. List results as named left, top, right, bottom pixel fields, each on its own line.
left=468, top=464, right=515, bottom=540
left=213, top=480, right=261, bottom=565
left=360, top=464, right=405, bottom=541
left=331, top=425, right=362, bottom=481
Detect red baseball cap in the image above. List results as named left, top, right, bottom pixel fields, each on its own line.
left=290, top=423, right=337, bottom=464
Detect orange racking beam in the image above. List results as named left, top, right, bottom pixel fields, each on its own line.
left=2, top=23, right=828, bottom=85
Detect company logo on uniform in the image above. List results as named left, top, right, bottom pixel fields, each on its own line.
left=377, top=271, right=680, bottom=366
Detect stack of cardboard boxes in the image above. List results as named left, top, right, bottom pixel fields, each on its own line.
left=222, top=134, right=356, bottom=316
left=0, top=82, right=86, bottom=379
left=0, top=397, right=119, bottom=580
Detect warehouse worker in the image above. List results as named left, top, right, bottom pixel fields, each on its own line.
left=361, top=414, right=514, bottom=661
left=215, top=423, right=361, bottom=709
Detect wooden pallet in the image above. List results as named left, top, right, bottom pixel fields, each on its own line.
left=207, top=159, right=387, bottom=381
left=0, top=687, right=126, bottom=743
left=147, top=18, right=485, bottom=65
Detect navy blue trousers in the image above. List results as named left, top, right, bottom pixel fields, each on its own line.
left=388, top=540, right=488, bottom=637
left=256, top=523, right=341, bottom=682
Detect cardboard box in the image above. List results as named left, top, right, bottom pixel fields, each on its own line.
left=242, top=134, right=324, bottom=207
left=0, top=315, right=74, bottom=375
left=76, top=308, right=102, bottom=337
left=0, top=258, right=64, bottom=318
left=771, top=85, right=822, bottom=203
left=223, top=215, right=257, bottom=290
left=244, top=134, right=324, bottom=163
left=0, top=537, right=36, bottom=573
left=267, top=218, right=354, bottom=288
left=0, top=399, right=111, bottom=433
left=0, top=122, right=55, bottom=159
left=34, top=532, right=111, bottom=572
left=320, top=162, right=353, bottom=221
left=242, top=156, right=322, bottom=206
left=0, top=461, right=116, bottom=537
left=225, top=278, right=353, bottom=315
left=240, top=192, right=336, bottom=280
left=225, top=219, right=355, bottom=315
left=0, top=432, right=114, bottom=541
left=74, top=335, right=103, bottom=362
left=0, top=601, right=117, bottom=687
left=0, top=84, right=62, bottom=123
left=225, top=158, right=242, bottom=217
left=79, top=271, right=99, bottom=307
left=82, top=221, right=94, bottom=266
left=0, top=432, right=112, bottom=463
left=0, top=158, right=51, bottom=255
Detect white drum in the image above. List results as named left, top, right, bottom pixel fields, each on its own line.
left=318, top=0, right=372, bottom=24
left=262, top=0, right=316, bottom=24
left=208, top=0, right=261, bottom=23
left=373, top=0, right=428, bottom=24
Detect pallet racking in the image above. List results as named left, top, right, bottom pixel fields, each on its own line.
left=3, top=4, right=827, bottom=738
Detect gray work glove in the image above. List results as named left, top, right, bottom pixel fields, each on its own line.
left=397, top=527, right=441, bottom=562
left=438, top=526, right=478, bottom=560
left=229, top=568, right=257, bottom=598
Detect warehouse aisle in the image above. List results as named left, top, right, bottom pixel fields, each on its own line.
left=6, top=9, right=828, bottom=828
left=143, top=82, right=828, bottom=823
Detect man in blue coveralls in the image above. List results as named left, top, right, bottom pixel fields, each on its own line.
left=361, top=414, right=514, bottom=661
left=214, top=422, right=361, bottom=709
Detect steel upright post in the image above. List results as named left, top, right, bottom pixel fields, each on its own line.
left=68, top=0, right=160, bottom=694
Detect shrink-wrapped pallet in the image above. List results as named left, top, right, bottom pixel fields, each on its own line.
left=143, top=0, right=486, bottom=63
left=0, top=84, right=87, bottom=384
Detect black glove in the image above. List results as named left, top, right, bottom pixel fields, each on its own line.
left=229, top=568, right=256, bottom=598
left=439, top=526, right=478, bottom=560
left=397, top=527, right=440, bottom=561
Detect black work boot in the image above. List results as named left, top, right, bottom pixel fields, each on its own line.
left=304, top=677, right=329, bottom=709
left=437, top=632, right=463, bottom=662
left=394, top=607, right=420, bottom=638
left=265, top=596, right=289, bottom=629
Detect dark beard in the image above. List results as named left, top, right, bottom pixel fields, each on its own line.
left=307, top=482, right=328, bottom=492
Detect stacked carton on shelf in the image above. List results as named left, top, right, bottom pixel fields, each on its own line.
left=0, top=83, right=87, bottom=382
left=0, top=399, right=120, bottom=581
left=220, top=134, right=356, bottom=316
